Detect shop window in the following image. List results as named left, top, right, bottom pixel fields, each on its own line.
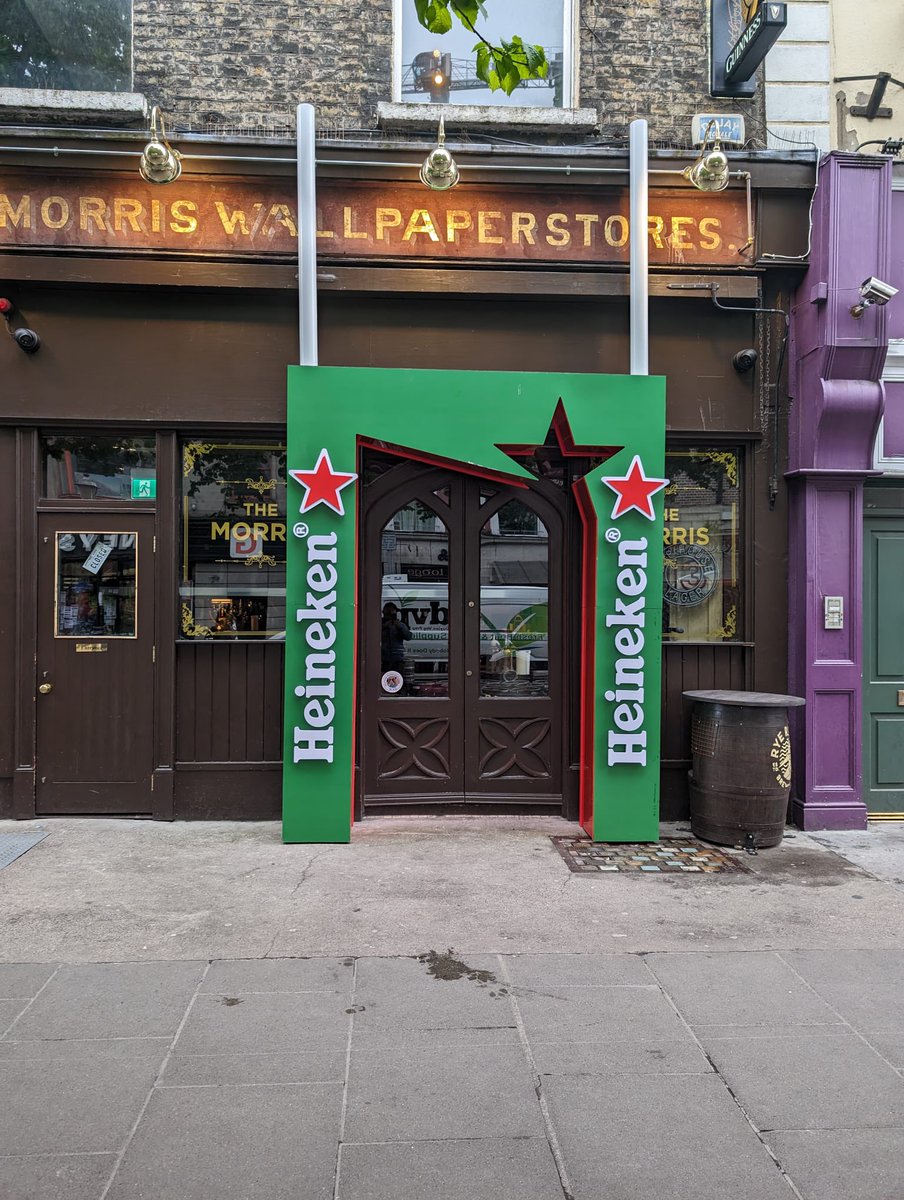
left=180, top=440, right=286, bottom=640
left=0, top=1, right=132, bottom=91
left=55, top=532, right=137, bottom=637
left=43, top=435, right=156, bottom=500
left=663, top=448, right=743, bottom=643
left=395, top=0, right=572, bottom=108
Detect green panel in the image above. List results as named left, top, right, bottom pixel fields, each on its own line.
left=875, top=717, right=904, bottom=786
left=864, top=519, right=904, bottom=812
left=284, top=366, right=666, bottom=843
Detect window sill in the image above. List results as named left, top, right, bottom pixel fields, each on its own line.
left=0, top=88, right=148, bottom=127
left=377, top=101, right=597, bottom=134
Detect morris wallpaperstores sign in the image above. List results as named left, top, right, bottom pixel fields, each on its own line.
left=0, top=173, right=751, bottom=265
left=283, top=367, right=667, bottom=844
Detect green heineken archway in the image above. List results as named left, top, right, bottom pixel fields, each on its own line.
left=283, top=365, right=666, bottom=843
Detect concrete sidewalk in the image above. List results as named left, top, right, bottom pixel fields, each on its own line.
left=2, top=816, right=904, bottom=1199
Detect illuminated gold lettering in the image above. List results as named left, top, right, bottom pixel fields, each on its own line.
left=376, top=207, right=402, bottom=240
left=604, top=215, right=629, bottom=247
left=574, top=213, right=599, bottom=247
left=670, top=217, right=694, bottom=250
left=545, top=212, right=571, bottom=247
left=477, top=210, right=503, bottom=244
left=647, top=215, right=665, bottom=249
left=113, top=198, right=145, bottom=233
left=79, top=196, right=108, bottom=233
left=271, top=524, right=286, bottom=541
left=511, top=211, right=537, bottom=245
left=252, top=522, right=270, bottom=538
left=699, top=217, right=722, bottom=251
left=232, top=522, right=252, bottom=541
left=342, top=206, right=368, bottom=239
left=41, top=196, right=70, bottom=230
left=170, top=200, right=198, bottom=234
left=0, top=193, right=31, bottom=229
left=402, top=209, right=440, bottom=241
left=446, top=209, right=472, bottom=242
left=211, top=521, right=230, bottom=540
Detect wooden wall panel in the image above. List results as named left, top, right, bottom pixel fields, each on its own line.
left=0, top=429, right=16, bottom=802
left=175, top=642, right=284, bottom=765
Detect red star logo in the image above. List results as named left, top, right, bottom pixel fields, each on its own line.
left=289, top=448, right=357, bottom=516
left=601, top=455, right=669, bottom=521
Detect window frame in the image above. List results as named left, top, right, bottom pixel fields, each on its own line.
left=391, top=0, right=577, bottom=110
left=0, top=0, right=134, bottom=95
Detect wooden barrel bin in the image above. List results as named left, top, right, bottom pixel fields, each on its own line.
left=682, top=691, right=806, bottom=849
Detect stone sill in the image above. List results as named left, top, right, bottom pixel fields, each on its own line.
left=0, top=88, right=148, bottom=127
left=377, top=101, right=597, bottom=134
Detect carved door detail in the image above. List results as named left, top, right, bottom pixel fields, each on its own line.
left=362, top=463, right=564, bottom=808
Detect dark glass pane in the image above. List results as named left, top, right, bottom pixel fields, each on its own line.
left=55, top=532, right=136, bottom=637
left=180, top=441, right=286, bottom=640
left=480, top=500, right=549, bottom=697
left=663, top=448, right=742, bottom=642
left=0, top=1, right=132, bottom=91
left=381, top=501, right=449, bottom=697
left=43, top=435, right=156, bottom=500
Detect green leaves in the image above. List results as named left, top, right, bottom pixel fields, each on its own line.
left=413, top=0, right=548, bottom=95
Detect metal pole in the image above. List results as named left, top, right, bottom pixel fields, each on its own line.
left=629, top=118, right=649, bottom=376
left=297, top=103, right=318, bottom=366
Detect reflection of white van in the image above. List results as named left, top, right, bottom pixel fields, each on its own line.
left=382, top=580, right=549, bottom=668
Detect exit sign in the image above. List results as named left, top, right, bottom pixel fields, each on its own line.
left=131, top=478, right=157, bottom=499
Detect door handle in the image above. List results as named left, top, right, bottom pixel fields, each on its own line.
left=38, top=683, right=53, bottom=694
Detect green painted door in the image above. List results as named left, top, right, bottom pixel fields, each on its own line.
left=863, top=515, right=904, bottom=815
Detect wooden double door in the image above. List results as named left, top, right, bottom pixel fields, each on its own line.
left=361, top=463, right=566, bottom=809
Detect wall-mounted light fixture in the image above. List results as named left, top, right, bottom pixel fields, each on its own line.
left=419, top=115, right=459, bottom=191
left=850, top=276, right=899, bottom=318
left=684, top=120, right=730, bottom=192
left=139, top=106, right=183, bottom=184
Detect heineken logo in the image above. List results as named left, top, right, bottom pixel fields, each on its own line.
left=604, top=535, right=651, bottom=767
left=289, top=448, right=357, bottom=516
left=601, top=455, right=668, bottom=521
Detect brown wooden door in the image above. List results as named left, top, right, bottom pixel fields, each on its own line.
left=36, top=514, right=156, bottom=814
left=362, top=463, right=564, bottom=808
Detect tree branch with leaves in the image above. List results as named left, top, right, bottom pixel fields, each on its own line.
left=414, top=0, right=548, bottom=95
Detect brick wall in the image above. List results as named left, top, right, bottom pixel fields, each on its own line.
left=131, top=0, right=765, bottom=141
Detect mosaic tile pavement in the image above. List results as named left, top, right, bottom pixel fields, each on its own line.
left=551, top=835, right=751, bottom=874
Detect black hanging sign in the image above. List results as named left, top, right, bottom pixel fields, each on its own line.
left=711, top=0, right=787, bottom=97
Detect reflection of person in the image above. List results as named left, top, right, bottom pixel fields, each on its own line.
left=72, top=587, right=98, bottom=634
left=381, top=602, right=411, bottom=671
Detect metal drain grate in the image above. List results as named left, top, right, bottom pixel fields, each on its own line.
left=0, top=832, right=48, bottom=871
left=551, top=835, right=751, bottom=874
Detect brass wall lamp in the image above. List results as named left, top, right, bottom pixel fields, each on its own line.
left=419, top=115, right=460, bottom=191
left=139, top=106, right=183, bottom=184
left=684, top=119, right=730, bottom=192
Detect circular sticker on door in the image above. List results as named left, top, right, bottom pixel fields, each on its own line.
left=381, top=670, right=404, bottom=694
left=663, top=544, right=719, bottom=607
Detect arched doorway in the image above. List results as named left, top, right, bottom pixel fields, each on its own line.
left=361, top=459, right=567, bottom=810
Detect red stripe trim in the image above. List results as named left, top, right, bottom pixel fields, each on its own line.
left=573, top=475, right=597, bottom=837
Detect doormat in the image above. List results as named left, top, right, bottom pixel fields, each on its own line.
left=0, top=832, right=48, bottom=871
left=551, top=836, right=751, bottom=874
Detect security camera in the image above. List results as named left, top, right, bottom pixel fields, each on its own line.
left=851, top=277, right=899, bottom=318
left=13, top=327, right=40, bottom=353
left=732, top=348, right=758, bottom=374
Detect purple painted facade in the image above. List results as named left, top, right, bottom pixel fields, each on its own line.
left=787, top=153, right=893, bottom=830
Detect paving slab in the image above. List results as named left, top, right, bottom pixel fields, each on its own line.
left=0, top=997, right=30, bottom=1033
left=344, top=1044, right=544, bottom=1142
left=9, top=961, right=204, bottom=1041
left=105, top=1082, right=342, bottom=1200
left=201, top=956, right=354, bottom=994
left=514, top=983, right=690, bottom=1044
left=860, top=1030, right=904, bottom=1069
left=645, top=951, right=842, bottom=1031
left=531, top=1038, right=712, bottom=1076
left=352, top=955, right=515, bottom=1047
left=765, top=1128, right=904, bottom=1200
left=0, top=963, right=57, bottom=998
left=782, top=949, right=904, bottom=1032
left=545, top=1072, right=792, bottom=1200
left=0, top=1039, right=167, bottom=1155
left=704, top=1032, right=904, bottom=1130
left=0, top=1153, right=117, bottom=1200
left=337, top=1138, right=564, bottom=1200
left=160, top=1048, right=347, bottom=1087
left=501, top=952, right=652, bottom=987
left=173, top=990, right=350, bottom=1055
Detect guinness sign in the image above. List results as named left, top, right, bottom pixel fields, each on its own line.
left=725, top=2, right=787, bottom=84
left=711, top=0, right=787, bottom=97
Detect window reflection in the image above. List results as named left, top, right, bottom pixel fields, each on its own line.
left=381, top=500, right=449, bottom=697
left=55, top=532, right=137, bottom=638
left=480, top=500, right=549, bottom=696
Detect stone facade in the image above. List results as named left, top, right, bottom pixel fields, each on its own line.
left=125, top=0, right=765, bottom=144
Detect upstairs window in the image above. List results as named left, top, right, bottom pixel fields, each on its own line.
left=0, top=1, right=131, bottom=92
left=395, top=0, right=573, bottom=108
